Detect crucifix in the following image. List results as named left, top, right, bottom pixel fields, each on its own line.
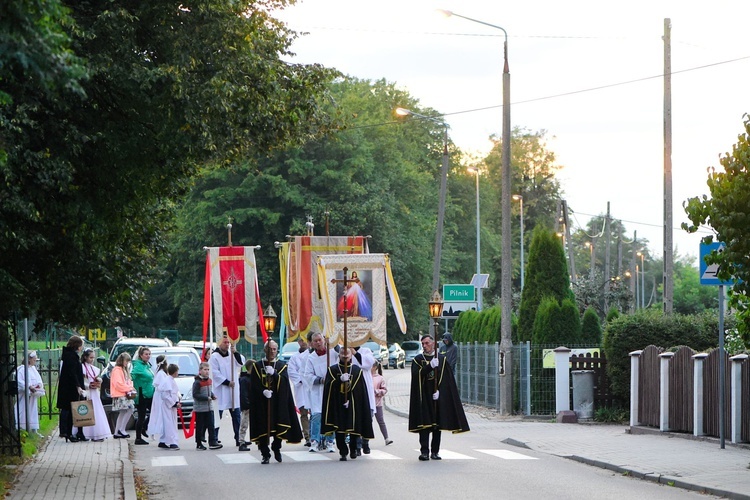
left=330, top=266, right=358, bottom=405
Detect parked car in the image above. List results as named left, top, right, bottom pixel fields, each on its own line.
left=144, top=346, right=202, bottom=425
left=97, top=337, right=173, bottom=406
left=279, top=342, right=300, bottom=362
left=176, top=340, right=217, bottom=360
left=362, top=341, right=388, bottom=366
left=402, top=340, right=423, bottom=364
left=388, top=343, right=406, bottom=369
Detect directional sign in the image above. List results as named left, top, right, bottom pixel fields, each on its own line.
left=443, top=284, right=475, bottom=302
left=441, top=301, right=477, bottom=318
left=699, top=242, right=734, bottom=286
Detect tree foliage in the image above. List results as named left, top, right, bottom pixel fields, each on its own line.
left=581, top=306, right=602, bottom=343
left=0, top=0, right=335, bottom=325
left=518, top=225, right=573, bottom=342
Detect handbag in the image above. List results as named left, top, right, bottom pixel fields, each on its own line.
left=71, top=399, right=96, bottom=427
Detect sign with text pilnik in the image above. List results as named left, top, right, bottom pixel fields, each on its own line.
left=443, top=284, right=476, bottom=302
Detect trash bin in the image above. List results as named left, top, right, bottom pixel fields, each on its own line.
left=572, top=370, right=595, bottom=419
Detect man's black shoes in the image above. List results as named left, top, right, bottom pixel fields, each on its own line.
left=430, top=453, right=442, bottom=460
left=418, top=454, right=429, bottom=461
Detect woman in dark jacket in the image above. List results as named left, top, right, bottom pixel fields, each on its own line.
left=57, top=336, right=85, bottom=442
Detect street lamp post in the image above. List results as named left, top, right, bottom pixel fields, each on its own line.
left=396, top=107, right=449, bottom=318
left=512, top=194, right=524, bottom=292
left=637, top=251, right=646, bottom=309
left=468, top=167, right=482, bottom=310
left=585, top=240, right=595, bottom=281
left=440, top=9, right=512, bottom=416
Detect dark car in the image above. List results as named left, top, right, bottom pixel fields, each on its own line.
left=388, top=343, right=406, bottom=369
left=362, top=341, right=388, bottom=366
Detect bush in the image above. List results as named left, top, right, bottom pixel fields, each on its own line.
left=602, top=310, right=731, bottom=400
left=581, top=306, right=602, bottom=343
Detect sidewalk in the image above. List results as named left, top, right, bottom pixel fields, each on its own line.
left=8, top=428, right=136, bottom=500
left=7, top=370, right=749, bottom=500
left=385, top=370, right=750, bottom=500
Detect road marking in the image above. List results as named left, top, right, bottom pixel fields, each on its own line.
left=357, top=450, right=400, bottom=460
left=476, top=449, right=538, bottom=460
left=283, top=451, right=334, bottom=462
left=414, top=449, right=476, bottom=460
left=151, top=456, right=188, bottom=467
left=216, top=454, right=260, bottom=464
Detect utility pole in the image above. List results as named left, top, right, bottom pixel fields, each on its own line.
left=663, top=18, right=674, bottom=314
left=604, top=203, right=611, bottom=311
left=562, top=200, right=576, bottom=283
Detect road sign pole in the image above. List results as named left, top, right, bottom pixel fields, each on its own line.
left=718, top=284, right=725, bottom=449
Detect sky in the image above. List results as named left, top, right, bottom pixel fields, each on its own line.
left=274, top=0, right=750, bottom=264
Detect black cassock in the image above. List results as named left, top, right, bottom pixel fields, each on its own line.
left=248, top=360, right=303, bottom=443
left=321, top=362, right=374, bottom=439
left=408, top=352, right=470, bottom=434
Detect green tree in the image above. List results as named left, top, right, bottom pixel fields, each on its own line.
left=166, top=78, right=445, bottom=339
left=684, top=115, right=750, bottom=345
left=581, top=306, right=602, bottom=343
left=518, top=225, right=573, bottom=342
left=0, top=0, right=335, bottom=326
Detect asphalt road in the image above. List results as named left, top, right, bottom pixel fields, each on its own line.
left=133, top=368, right=717, bottom=500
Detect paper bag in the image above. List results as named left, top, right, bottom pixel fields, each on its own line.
left=71, top=399, right=96, bottom=427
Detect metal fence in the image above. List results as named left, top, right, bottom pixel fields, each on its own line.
left=456, top=342, right=602, bottom=416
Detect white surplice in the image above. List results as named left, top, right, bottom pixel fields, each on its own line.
left=15, top=364, right=45, bottom=431
left=81, top=362, right=112, bottom=440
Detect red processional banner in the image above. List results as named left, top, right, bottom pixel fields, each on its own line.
left=203, top=246, right=265, bottom=345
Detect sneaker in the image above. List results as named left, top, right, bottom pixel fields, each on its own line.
left=158, top=442, right=168, bottom=449
left=169, top=444, right=180, bottom=451
left=385, top=439, right=393, bottom=446
left=209, top=442, right=223, bottom=450
left=326, top=441, right=336, bottom=453
left=238, top=443, right=250, bottom=451
left=304, top=440, right=312, bottom=447
left=308, top=440, right=318, bottom=452
left=196, top=444, right=207, bottom=451
left=134, top=438, right=148, bottom=445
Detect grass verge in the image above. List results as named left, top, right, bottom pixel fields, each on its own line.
left=0, top=415, right=58, bottom=496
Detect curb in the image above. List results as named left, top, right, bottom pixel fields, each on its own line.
left=122, top=448, right=137, bottom=500
left=565, top=455, right=750, bottom=500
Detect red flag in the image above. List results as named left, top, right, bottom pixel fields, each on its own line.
left=208, top=246, right=259, bottom=344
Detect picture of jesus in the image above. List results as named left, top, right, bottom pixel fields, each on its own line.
left=336, top=270, right=373, bottom=321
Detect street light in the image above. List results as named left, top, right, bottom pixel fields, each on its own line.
left=440, top=8, right=512, bottom=416
left=395, top=107, right=449, bottom=313
left=585, top=240, right=595, bottom=281
left=468, top=166, right=482, bottom=310
left=637, top=251, right=646, bottom=309
left=512, top=194, right=524, bottom=292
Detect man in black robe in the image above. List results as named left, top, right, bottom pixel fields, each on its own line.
left=248, top=340, right=303, bottom=464
left=321, top=347, right=374, bottom=461
left=409, top=334, right=469, bottom=461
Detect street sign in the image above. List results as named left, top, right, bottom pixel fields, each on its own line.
left=443, top=284, right=475, bottom=302
left=699, top=242, right=734, bottom=286
left=441, top=301, right=477, bottom=318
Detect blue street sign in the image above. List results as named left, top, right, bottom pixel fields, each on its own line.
left=699, top=242, right=734, bottom=286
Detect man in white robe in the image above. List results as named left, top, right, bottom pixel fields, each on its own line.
left=303, top=332, right=338, bottom=452
left=287, top=334, right=311, bottom=446
left=16, top=351, right=45, bottom=432
left=209, top=336, right=245, bottom=446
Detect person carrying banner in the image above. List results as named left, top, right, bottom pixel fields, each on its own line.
left=248, top=340, right=302, bottom=464
left=408, top=334, right=469, bottom=461
left=321, top=347, right=374, bottom=461
left=209, top=336, right=244, bottom=446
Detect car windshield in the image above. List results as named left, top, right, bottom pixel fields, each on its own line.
left=149, top=353, right=200, bottom=376
left=402, top=341, right=420, bottom=351
left=281, top=343, right=298, bottom=354
left=109, top=344, right=141, bottom=362
left=388, top=344, right=399, bottom=352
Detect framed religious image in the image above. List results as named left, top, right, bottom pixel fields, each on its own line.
left=335, top=269, right=374, bottom=322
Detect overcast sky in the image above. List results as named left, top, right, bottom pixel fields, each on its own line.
left=275, top=0, right=750, bottom=264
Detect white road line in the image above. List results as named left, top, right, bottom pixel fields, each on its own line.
left=216, top=453, right=260, bottom=464
left=356, top=450, right=401, bottom=460
left=151, top=456, right=188, bottom=467
left=283, top=451, right=335, bottom=462
left=476, top=449, right=538, bottom=460
left=414, top=449, right=476, bottom=460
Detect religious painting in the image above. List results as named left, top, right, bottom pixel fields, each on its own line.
left=335, top=269, right=373, bottom=322
left=317, top=253, right=406, bottom=346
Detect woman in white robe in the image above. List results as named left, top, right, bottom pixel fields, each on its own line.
left=81, top=349, right=112, bottom=441
left=16, top=351, right=45, bottom=431
left=147, top=355, right=169, bottom=447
